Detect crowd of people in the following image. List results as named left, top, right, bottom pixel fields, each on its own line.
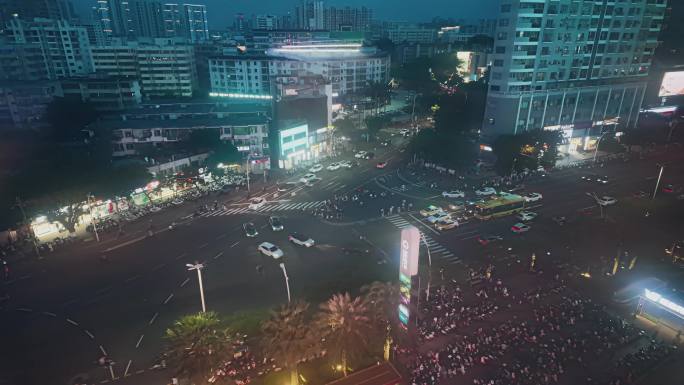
left=404, top=272, right=672, bottom=385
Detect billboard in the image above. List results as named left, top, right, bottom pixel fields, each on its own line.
left=659, top=71, right=684, bottom=97
left=400, top=227, right=420, bottom=277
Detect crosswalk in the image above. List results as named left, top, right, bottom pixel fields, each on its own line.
left=200, top=201, right=326, bottom=217
left=385, top=215, right=461, bottom=265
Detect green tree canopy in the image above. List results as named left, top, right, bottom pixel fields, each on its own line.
left=206, top=142, right=242, bottom=169
left=187, top=128, right=222, bottom=152
left=492, top=130, right=564, bottom=175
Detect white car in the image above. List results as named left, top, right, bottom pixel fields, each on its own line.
left=427, top=211, right=451, bottom=224
left=309, top=164, right=323, bottom=173
left=511, top=223, right=531, bottom=233
left=420, top=205, right=443, bottom=217
left=354, top=151, right=367, bottom=159
left=288, top=232, right=315, bottom=247
left=339, top=160, right=352, bottom=168
left=524, top=193, right=543, bottom=202
left=597, top=196, right=617, bottom=206
left=258, top=242, right=284, bottom=259
left=299, top=173, right=317, bottom=183
left=475, top=187, right=497, bottom=196
left=435, top=218, right=458, bottom=230
left=248, top=197, right=266, bottom=210
left=517, top=211, right=538, bottom=221
left=442, top=190, right=465, bottom=198
left=326, top=163, right=341, bottom=171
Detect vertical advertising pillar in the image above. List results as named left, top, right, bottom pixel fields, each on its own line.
left=398, top=226, right=420, bottom=330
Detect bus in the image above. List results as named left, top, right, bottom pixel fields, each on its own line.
left=474, top=194, right=526, bottom=220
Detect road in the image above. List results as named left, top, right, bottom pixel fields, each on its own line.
left=2, top=140, right=684, bottom=385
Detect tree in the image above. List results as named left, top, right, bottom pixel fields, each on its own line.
left=360, top=281, right=399, bottom=332
left=187, top=128, right=222, bottom=152
left=44, top=97, right=99, bottom=141
left=492, top=130, right=564, bottom=175
left=364, top=81, right=391, bottom=114
left=408, top=128, right=477, bottom=169
left=316, top=293, right=373, bottom=376
left=206, top=142, right=241, bottom=169
left=164, top=312, right=234, bottom=385
left=260, top=301, right=316, bottom=385
left=364, top=115, right=391, bottom=140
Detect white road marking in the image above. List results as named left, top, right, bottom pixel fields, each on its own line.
left=163, top=293, right=174, bottom=305
left=216, top=233, right=226, bottom=240
left=148, top=312, right=158, bottom=325
left=17, top=308, right=32, bottom=312
left=135, top=334, right=144, bottom=349
left=125, top=275, right=141, bottom=283
left=151, top=263, right=166, bottom=272
left=42, top=311, right=57, bottom=317
left=198, top=242, right=208, bottom=249
left=180, top=277, right=190, bottom=287
left=84, top=330, right=95, bottom=339
left=213, top=252, right=223, bottom=260
left=124, top=360, right=132, bottom=377
left=230, top=241, right=239, bottom=248
left=99, top=345, right=108, bottom=355
left=66, top=318, right=79, bottom=326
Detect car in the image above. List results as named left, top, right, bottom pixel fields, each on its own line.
left=326, top=163, right=341, bottom=171
left=583, top=174, right=608, bottom=184
left=475, top=187, right=497, bottom=196
left=354, top=151, right=367, bottom=159
left=524, top=192, right=543, bottom=202
left=339, top=160, right=351, bottom=168
left=299, top=173, right=317, bottom=183
left=248, top=197, right=266, bottom=210
left=243, top=222, right=258, bottom=237
left=435, top=218, right=458, bottom=230
left=363, top=152, right=375, bottom=159
left=596, top=176, right=609, bottom=184
left=511, top=223, right=531, bottom=233
left=517, top=211, right=538, bottom=221
left=258, top=242, right=284, bottom=259
left=399, top=128, right=410, bottom=135
left=442, top=190, right=465, bottom=198
left=426, top=211, right=451, bottom=224
left=596, top=196, right=617, bottom=206
left=552, top=216, right=566, bottom=226
left=288, top=232, right=315, bottom=247
left=662, top=184, right=674, bottom=193
left=477, top=235, right=503, bottom=246
left=420, top=205, right=443, bottom=217
left=380, top=140, right=391, bottom=147
left=309, top=164, right=323, bottom=173
left=269, top=216, right=283, bottom=231
left=376, top=161, right=387, bottom=169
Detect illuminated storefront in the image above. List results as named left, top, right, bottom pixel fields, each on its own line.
left=637, top=289, right=684, bottom=333
left=278, top=122, right=310, bottom=169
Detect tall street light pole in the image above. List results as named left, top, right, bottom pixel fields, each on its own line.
left=279, top=262, right=291, bottom=303
left=245, top=154, right=251, bottom=193
left=87, top=194, right=100, bottom=242
left=186, top=261, right=206, bottom=312
left=652, top=163, right=665, bottom=200
left=593, top=132, right=610, bottom=163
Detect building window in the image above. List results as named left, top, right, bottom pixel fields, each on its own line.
left=497, top=32, right=508, bottom=40
left=493, top=59, right=504, bottom=67
left=490, top=85, right=500, bottom=91
left=500, top=4, right=511, bottom=13
left=498, top=18, right=509, bottom=27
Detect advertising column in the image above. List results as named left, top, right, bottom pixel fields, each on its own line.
left=398, top=226, right=420, bottom=330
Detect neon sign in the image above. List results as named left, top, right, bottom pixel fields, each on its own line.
left=644, top=289, right=684, bottom=317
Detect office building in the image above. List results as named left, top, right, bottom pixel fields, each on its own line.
left=295, top=0, right=325, bottom=30
left=234, top=13, right=248, bottom=32
left=208, top=43, right=390, bottom=98
left=382, top=22, right=436, bottom=44
left=91, top=39, right=197, bottom=99
left=324, top=6, right=373, bottom=32
left=483, top=0, right=666, bottom=152
left=0, top=0, right=79, bottom=28
left=59, top=76, right=142, bottom=111
left=254, top=14, right=278, bottom=31
left=6, top=18, right=94, bottom=79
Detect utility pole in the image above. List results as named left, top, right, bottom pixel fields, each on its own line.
left=279, top=263, right=291, bottom=303
left=245, top=155, right=251, bottom=193
left=14, top=197, right=40, bottom=258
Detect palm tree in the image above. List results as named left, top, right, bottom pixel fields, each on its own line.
left=260, top=300, right=316, bottom=385
left=164, top=311, right=233, bottom=385
left=316, top=293, right=373, bottom=376
left=361, top=281, right=399, bottom=329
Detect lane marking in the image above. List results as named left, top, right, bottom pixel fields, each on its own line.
left=42, top=311, right=57, bottom=317
left=151, top=263, right=166, bottom=272
left=125, top=275, right=141, bottom=283
left=84, top=330, right=95, bottom=339
left=230, top=241, right=239, bottom=248
left=124, top=360, right=132, bottom=377
left=175, top=252, right=187, bottom=260
left=66, top=318, right=79, bottom=326
left=216, top=234, right=227, bottom=240
left=94, top=286, right=113, bottom=296
left=99, top=345, right=107, bottom=355
left=180, top=277, right=190, bottom=287
left=148, top=312, right=158, bottom=325
left=163, top=293, right=174, bottom=305
left=135, top=334, right=144, bottom=349
left=17, top=308, right=32, bottom=312
left=198, top=243, right=208, bottom=249
left=213, top=252, right=223, bottom=260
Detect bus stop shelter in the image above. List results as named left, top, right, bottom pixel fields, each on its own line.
left=325, top=363, right=402, bottom=385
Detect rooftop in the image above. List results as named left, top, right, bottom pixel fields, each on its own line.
left=92, top=115, right=268, bottom=131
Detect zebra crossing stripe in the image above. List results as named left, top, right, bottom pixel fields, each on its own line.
left=302, top=202, right=317, bottom=209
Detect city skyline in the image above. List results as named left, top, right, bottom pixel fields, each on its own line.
left=71, top=0, right=500, bottom=27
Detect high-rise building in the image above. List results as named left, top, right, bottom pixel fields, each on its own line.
left=0, top=80, right=62, bottom=130
left=234, top=13, right=247, bottom=32
left=91, top=38, right=197, bottom=99
left=382, top=22, right=436, bottom=44
left=254, top=14, right=278, bottom=31
left=324, top=6, right=372, bottom=32
left=483, top=0, right=667, bottom=151
left=0, top=43, right=50, bottom=81
left=94, top=0, right=207, bottom=40
left=162, top=3, right=208, bottom=41
left=6, top=18, right=94, bottom=79
left=0, top=0, right=78, bottom=28
left=295, top=0, right=324, bottom=30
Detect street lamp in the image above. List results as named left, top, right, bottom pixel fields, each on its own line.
left=586, top=192, right=605, bottom=219
left=87, top=194, right=100, bottom=242
left=420, top=231, right=433, bottom=302
left=279, top=263, right=291, bottom=303
left=186, top=261, right=206, bottom=312
left=593, top=132, right=611, bottom=163
left=245, top=154, right=251, bottom=193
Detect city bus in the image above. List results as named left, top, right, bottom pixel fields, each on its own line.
left=474, top=194, right=526, bottom=220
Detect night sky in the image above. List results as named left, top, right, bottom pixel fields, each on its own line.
left=72, top=0, right=500, bottom=28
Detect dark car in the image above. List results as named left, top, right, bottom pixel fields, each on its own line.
left=363, top=152, right=375, bottom=159
left=243, top=222, right=258, bottom=237
left=269, top=216, right=284, bottom=231
left=477, top=235, right=503, bottom=246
